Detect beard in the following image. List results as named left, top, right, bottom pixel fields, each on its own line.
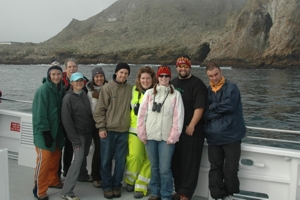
left=178, top=71, right=190, bottom=79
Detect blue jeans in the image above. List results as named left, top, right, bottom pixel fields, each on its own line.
left=145, top=140, right=175, bottom=200
left=100, top=131, right=128, bottom=190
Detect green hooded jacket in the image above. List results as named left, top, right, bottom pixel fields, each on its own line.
left=32, top=77, right=65, bottom=151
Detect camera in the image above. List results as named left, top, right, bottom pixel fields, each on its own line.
left=152, top=102, right=162, bottom=113
left=134, top=103, right=140, bottom=115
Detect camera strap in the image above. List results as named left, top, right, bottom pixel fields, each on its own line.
left=153, top=90, right=169, bottom=106
left=137, top=92, right=141, bottom=103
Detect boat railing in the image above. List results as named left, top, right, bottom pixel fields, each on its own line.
left=246, top=126, right=300, bottom=145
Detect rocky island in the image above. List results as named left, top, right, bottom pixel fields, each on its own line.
left=0, top=0, right=299, bottom=68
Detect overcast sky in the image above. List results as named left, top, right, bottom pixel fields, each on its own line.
left=0, top=0, right=118, bottom=43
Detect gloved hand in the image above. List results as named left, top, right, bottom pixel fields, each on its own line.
left=43, top=130, right=53, bottom=148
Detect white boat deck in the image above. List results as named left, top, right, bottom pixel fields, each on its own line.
left=8, top=158, right=206, bottom=200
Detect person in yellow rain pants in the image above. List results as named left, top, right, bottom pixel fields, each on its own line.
left=124, top=66, right=156, bottom=199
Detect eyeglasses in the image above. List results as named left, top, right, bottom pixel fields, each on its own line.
left=177, top=65, right=190, bottom=69
left=158, top=75, right=170, bottom=78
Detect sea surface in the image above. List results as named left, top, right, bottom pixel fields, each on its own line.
left=1, top=64, right=300, bottom=149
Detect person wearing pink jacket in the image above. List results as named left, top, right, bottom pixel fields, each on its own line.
left=137, top=66, right=184, bottom=200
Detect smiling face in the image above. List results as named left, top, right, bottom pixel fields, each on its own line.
left=158, top=73, right=170, bottom=86
left=176, top=63, right=191, bottom=79
left=71, top=79, right=85, bottom=92
left=65, top=61, right=78, bottom=79
left=140, top=72, right=153, bottom=90
left=49, top=69, right=62, bottom=85
left=115, top=69, right=129, bottom=83
left=94, top=74, right=105, bottom=86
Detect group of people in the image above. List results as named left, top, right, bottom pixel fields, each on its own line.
left=32, top=55, right=246, bottom=200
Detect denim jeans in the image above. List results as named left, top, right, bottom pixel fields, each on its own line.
left=100, top=131, right=128, bottom=190
left=145, top=140, right=175, bottom=200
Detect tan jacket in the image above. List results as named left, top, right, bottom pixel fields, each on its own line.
left=93, top=78, right=132, bottom=132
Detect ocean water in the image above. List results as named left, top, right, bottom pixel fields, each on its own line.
left=1, top=64, right=300, bottom=149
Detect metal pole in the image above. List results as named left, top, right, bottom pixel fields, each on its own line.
left=0, top=148, right=10, bottom=200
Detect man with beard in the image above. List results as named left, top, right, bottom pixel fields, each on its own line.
left=171, top=55, right=207, bottom=200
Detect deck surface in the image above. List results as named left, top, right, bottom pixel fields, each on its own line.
left=8, top=159, right=207, bottom=200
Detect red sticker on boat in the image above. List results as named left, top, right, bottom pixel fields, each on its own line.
left=10, top=122, right=20, bottom=132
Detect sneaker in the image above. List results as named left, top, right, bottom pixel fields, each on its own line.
left=61, top=195, right=80, bottom=200
left=134, top=191, right=144, bottom=199
left=113, top=188, right=121, bottom=198
left=126, top=183, right=134, bottom=192
left=180, top=195, right=190, bottom=200
left=93, top=180, right=102, bottom=188
left=37, top=194, right=49, bottom=200
left=103, top=190, right=113, bottom=199
left=172, top=193, right=180, bottom=200
left=148, top=196, right=161, bottom=200
left=49, top=182, right=64, bottom=189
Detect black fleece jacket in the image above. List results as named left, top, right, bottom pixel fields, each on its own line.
left=61, top=90, right=95, bottom=148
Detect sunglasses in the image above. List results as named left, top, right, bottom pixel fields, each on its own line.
left=158, top=75, right=170, bottom=78
left=177, top=65, right=190, bottom=69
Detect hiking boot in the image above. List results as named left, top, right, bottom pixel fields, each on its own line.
left=37, top=194, right=49, bottom=200
left=134, top=191, right=144, bottom=199
left=61, top=195, right=80, bottom=200
left=180, top=195, right=190, bottom=200
left=148, top=196, right=161, bottom=200
left=113, top=188, right=121, bottom=198
left=172, top=193, right=180, bottom=200
left=49, top=182, right=64, bottom=189
left=103, top=190, right=113, bottom=199
left=93, top=180, right=102, bottom=188
left=126, top=183, right=134, bottom=192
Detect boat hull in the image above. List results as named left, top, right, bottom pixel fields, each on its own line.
left=1, top=109, right=300, bottom=199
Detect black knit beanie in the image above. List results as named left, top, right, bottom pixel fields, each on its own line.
left=115, top=62, right=130, bottom=75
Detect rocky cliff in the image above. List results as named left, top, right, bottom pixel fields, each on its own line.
left=0, top=0, right=299, bottom=68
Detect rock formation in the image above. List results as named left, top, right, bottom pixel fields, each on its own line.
left=0, top=0, right=299, bottom=68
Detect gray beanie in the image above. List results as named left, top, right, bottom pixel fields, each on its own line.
left=92, top=67, right=105, bottom=79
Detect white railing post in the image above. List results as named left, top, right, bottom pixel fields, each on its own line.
left=0, top=148, right=10, bottom=200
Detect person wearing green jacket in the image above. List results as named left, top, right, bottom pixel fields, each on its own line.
left=124, top=66, right=156, bottom=199
left=32, top=61, right=65, bottom=200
